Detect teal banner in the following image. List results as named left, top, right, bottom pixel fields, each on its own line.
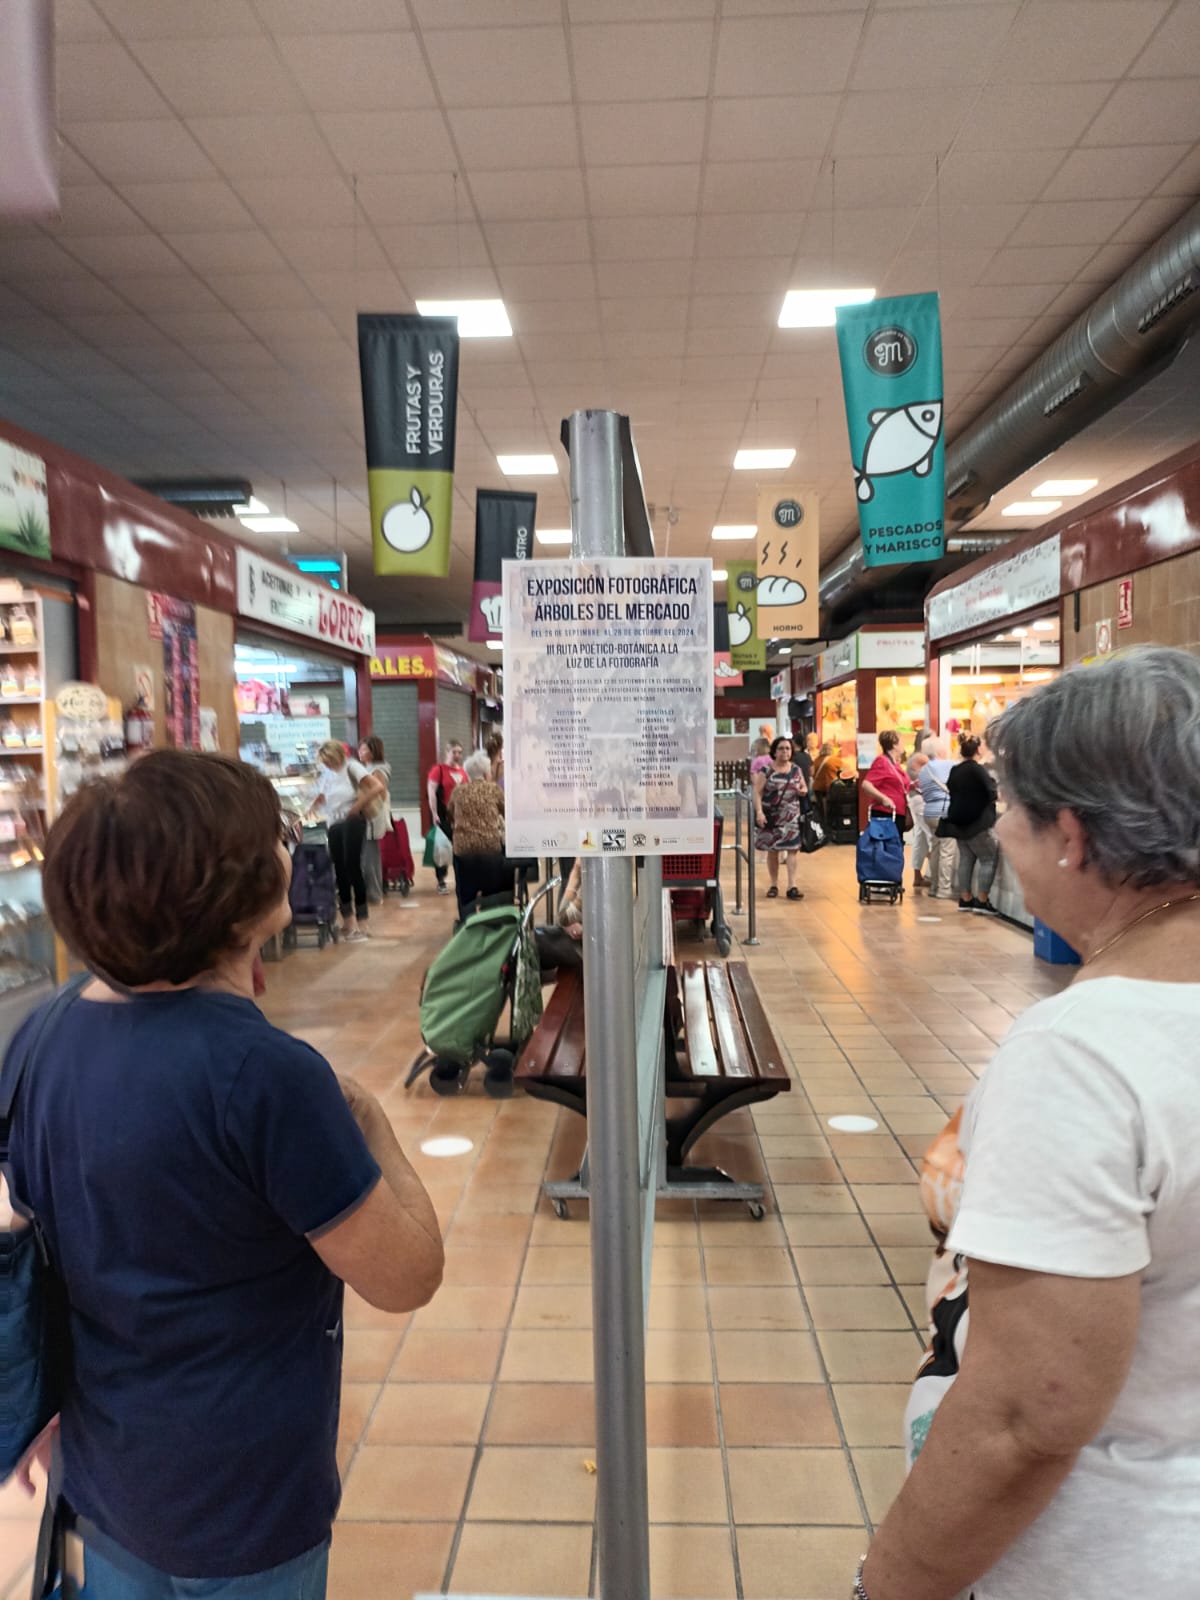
left=834, top=292, right=945, bottom=569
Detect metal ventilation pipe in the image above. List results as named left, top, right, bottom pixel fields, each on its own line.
left=820, top=198, right=1200, bottom=619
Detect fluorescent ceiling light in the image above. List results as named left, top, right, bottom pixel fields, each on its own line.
left=416, top=298, right=512, bottom=338
left=485, top=640, right=503, bottom=650
left=295, top=559, right=340, bottom=574
left=712, top=524, right=757, bottom=540
left=1001, top=500, right=1060, bottom=517
left=1032, top=619, right=1057, bottom=631
left=778, top=287, right=876, bottom=328
left=240, top=516, right=298, bottom=534
left=536, top=527, right=573, bottom=546
left=734, top=448, right=795, bottom=471
left=498, top=454, right=557, bottom=475
left=712, top=568, right=728, bottom=582
left=231, top=496, right=270, bottom=516
left=1032, top=478, right=1097, bottom=497
left=776, top=647, right=792, bottom=655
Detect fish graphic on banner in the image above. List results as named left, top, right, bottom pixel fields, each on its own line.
left=357, top=313, right=460, bottom=578
left=726, top=561, right=765, bottom=671
left=469, top=489, right=537, bottom=642
left=755, top=485, right=819, bottom=639
left=834, top=293, right=945, bottom=570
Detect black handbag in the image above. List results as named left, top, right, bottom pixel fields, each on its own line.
left=799, top=814, right=827, bottom=853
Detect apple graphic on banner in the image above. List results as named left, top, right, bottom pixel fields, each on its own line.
left=728, top=603, right=753, bottom=647
left=479, top=594, right=503, bottom=632
left=381, top=486, right=434, bottom=553
left=758, top=575, right=806, bottom=606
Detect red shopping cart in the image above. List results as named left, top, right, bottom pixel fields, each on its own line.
left=380, top=817, right=415, bottom=896
left=662, top=809, right=733, bottom=958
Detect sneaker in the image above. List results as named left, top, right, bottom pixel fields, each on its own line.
left=973, top=899, right=999, bottom=915
left=344, top=928, right=370, bottom=943
left=437, top=882, right=450, bottom=896
left=957, top=899, right=975, bottom=912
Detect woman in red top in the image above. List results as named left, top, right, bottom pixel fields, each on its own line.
left=862, top=729, right=909, bottom=821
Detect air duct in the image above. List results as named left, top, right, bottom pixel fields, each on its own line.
left=135, top=478, right=254, bottom=518
left=820, top=198, right=1200, bottom=622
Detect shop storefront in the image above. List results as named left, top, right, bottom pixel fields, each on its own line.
left=814, top=628, right=927, bottom=826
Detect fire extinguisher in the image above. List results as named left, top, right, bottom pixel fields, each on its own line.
left=124, top=696, right=153, bottom=752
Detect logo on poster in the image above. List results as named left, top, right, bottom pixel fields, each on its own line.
left=773, top=499, right=804, bottom=529
left=863, top=325, right=918, bottom=378
left=602, top=829, right=626, bottom=852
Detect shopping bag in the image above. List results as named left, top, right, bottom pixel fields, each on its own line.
left=427, top=826, right=452, bottom=869
left=799, top=814, right=826, bottom=854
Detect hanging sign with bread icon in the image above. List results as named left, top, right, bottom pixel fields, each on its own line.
left=755, top=485, right=820, bottom=640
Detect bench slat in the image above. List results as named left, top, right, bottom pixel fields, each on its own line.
left=516, top=968, right=586, bottom=1081
left=681, top=962, right=720, bottom=1077
left=704, top=961, right=755, bottom=1080
left=725, top=963, right=790, bottom=1082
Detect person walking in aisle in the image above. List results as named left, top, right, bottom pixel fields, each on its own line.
left=753, top=735, right=808, bottom=900
left=907, top=747, right=933, bottom=890
left=943, top=735, right=1000, bottom=913
left=307, top=742, right=384, bottom=943
left=426, top=741, right=466, bottom=897
left=10, top=750, right=443, bottom=1600
left=917, top=736, right=957, bottom=899
left=448, top=750, right=508, bottom=918
left=859, top=645, right=1200, bottom=1600
left=357, top=735, right=392, bottom=907
left=862, top=729, right=910, bottom=827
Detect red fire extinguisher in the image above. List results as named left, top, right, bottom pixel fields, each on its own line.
left=124, top=696, right=153, bottom=752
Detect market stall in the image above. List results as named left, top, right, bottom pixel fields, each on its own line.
left=815, top=628, right=927, bottom=830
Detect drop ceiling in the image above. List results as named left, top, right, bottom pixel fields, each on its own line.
left=0, top=0, right=1197, bottom=649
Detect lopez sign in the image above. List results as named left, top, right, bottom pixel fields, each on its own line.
left=236, top=549, right=376, bottom=657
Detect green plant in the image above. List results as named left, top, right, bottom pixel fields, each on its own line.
left=12, top=508, right=47, bottom=554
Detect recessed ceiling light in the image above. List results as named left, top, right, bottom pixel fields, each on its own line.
left=827, top=1114, right=879, bottom=1133
left=536, top=527, right=573, bottom=546
left=498, top=454, right=557, bottom=475
left=240, top=516, right=299, bottom=534
left=712, top=568, right=728, bottom=582
left=1010, top=627, right=1028, bottom=638
left=1032, top=619, right=1057, bottom=631
left=712, top=524, right=757, bottom=540
left=231, top=496, right=270, bottom=516
left=485, top=640, right=503, bottom=650
left=1001, top=501, right=1060, bottom=517
left=778, top=287, right=876, bottom=328
left=1032, top=478, right=1096, bottom=497
left=734, top=448, right=795, bottom=471
left=776, top=647, right=792, bottom=655
left=419, top=1135, right=474, bottom=1158
left=415, top=298, right=513, bottom=338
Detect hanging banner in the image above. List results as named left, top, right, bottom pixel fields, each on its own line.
left=756, top=485, right=819, bottom=638
left=469, top=489, right=536, bottom=642
left=726, top=561, right=765, bottom=671
left=0, top=1, right=58, bottom=221
left=835, top=293, right=945, bottom=570
left=156, top=595, right=199, bottom=750
left=0, top=438, right=49, bottom=560
left=357, top=313, right=459, bottom=578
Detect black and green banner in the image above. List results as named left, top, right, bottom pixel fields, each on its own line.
left=357, top=313, right=460, bottom=577
left=726, top=560, right=766, bottom=671
left=469, top=488, right=536, bottom=642
left=834, top=292, right=945, bottom=569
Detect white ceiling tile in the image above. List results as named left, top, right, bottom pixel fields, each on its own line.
left=980, top=243, right=1101, bottom=284
left=1159, top=146, right=1200, bottom=197
left=117, top=180, right=254, bottom=232
left=601, top=297, right=689, bottom=330
left=570, top=0, right=714, bottom=18
left=992, top=1, right=1169, bottom=81
left=1113, top=195, right=1192, bottom=245
left=241, top=307, right=345, bottom=345
left=1073, top=241, right=1142, bottom=283
left=56, top=42, right=172, bottom=121
left=275, top=33, right=436, bottom=112
left=832, top=87, right=977, bottom=156
left=696, top=212, right=802, bottom=258
left=63, top=120, right=217, bottom=182
left=910, top=201, right=1028, bottom=251
left=956, top=82, right=1114, bottom=150
left=187, top=115, right=340, bottom=181
left=936, top=148, right=1068, bottom=206
left=94, top=0, right=262, bottom=36
left=1083, top=79, right=1200, bottom=145
left=1131, top=0, right=1200, bottom=75
left=411, top=0, right=561, bottom=22
left=578, top=101, right=707, bottom=166
left=690, top=293, right=782, bottom=327
left=146, top=308, right=256, bottom=344
left=424, top=26, right=571, bottom=107
left=468, top=168, right=587, bottom=222
left=486, top=219, right=592, bottom=263
left=592, top=215, right=697, bottom=259
left=939, top=283, right=1059, bottom=317
left=701, top=159, right=822, bottom=214
left=853, top=5, right=1017, bottom=89
left=828, top=154, right=939, bottom=211
left=272, top=227, right=386, bottom=272
left=886, top=247, right=995, bottom=287
left=708, top=96, right=840, bottom=162
left=1007, top=198, right=1138, bottom=248
left=110, top=275, right=221, bottom=312
left=163, top=230, right=289, bottom=274
left=205, top=273, right=316, bottom=311
left=597, top=258, right=689, bottom=296
left=686, top=324, right=772, bottom=356
left=587, top=164, right=702, bottom=217
left=374, top=222, right=491, bottom=268
left=128, top=38, right=304, bottom=115
left=352, top=173, right=467, bottom=227
left=571, top=21, right=715, bottom=101
left=497, top=261, right=598, bottom=299
left=449, top=106, right=580, bottom=170
left=22, top=279, right=129, bottom=315
left=50, top=184, right=150, bottom=236
left=604, top=327, right=687, bottom=357
left=1041, top=143, right=1192, bottom=201
left=317, top=111, right=457, bottom=175
left=255, top=0, right=412, bottom=31
left=691, top=258, right=793, bottom=294
left=508, top=300, right=601, bottom=333
left=230, top=176, right=356, bottom=230
left=715, top=13, right=864, bottom=94
left=57, top=0, right=113, bottom=40
left=520, top=331, right=607, bottom=362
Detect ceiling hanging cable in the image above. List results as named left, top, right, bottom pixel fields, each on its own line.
left=935, top=153, right=943, bottom=291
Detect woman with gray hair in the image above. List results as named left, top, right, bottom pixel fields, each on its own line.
left=857, top=646, right=1200, bottom=1600
left=447, top=749, right=508, bottom=918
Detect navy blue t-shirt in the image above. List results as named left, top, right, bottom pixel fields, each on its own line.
left=8, top=989, right=381, bottom=1579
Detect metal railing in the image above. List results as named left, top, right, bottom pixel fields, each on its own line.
left=717, top=786, right=759, bottom=947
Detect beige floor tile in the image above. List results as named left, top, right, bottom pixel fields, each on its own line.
left=486, top=1382, right=595, bottom=1446
left=365, top=1382, right=490, bottom=1446
left=342, top=1330, right=403, bottom=1383
left=704, top=1246, right=797, bottom=1285
left=500, top=1328, right=594, bottom=1382
left=707, top=1285, right=809, bottom=1331
left=521, top=1246, right=593, bottom=1284
left=837, top=1158, right=917, bottom=1184
left=650, top=1246, right=705, bottom=1284
left=440, top=1244, right=527, bottom=1286
left=411, top=1284, right=514, bottom=1330
left=728, top=1447, right=862, bottom=1526
left=782, top=1214, right=874, bottom=1248
left=646, top=1383, right=721, bottom=1447
left=391, top=1329, right=503, bottom=1384
left=738, top=1526, right=868, bottom=1599
left=833, top=1384, right=910, bottom=1448
left=850, top=1184, right=924, bottom=1214
left=881, top=1109, right=950, bottom=1133
left=529, top=1213, right=592, bottom=1246
left=339, top=1445, right=473, bottom=1522
left=853, top=1447, right=907, bottom=1524
left=327, top=1521, right=454, bottom=1600
left=649, top=1524, right=737, bottom=1599
left=720, top=1383, right=840, bottom=1447
left=698, top=1213, right=787, bottom=1247
left=511, top=1284, right=594, bottom=1328
left=647, top=1446, right=729, bottom=1523
left=645, top=1328, right=715, bottom=1383
left=763, top=1157, right=844, bottom=1184
left=805, top=1286, right=914, bottom=1330
left=449, top=1522, right=593, bottom=1597
left=790, top=1247, right=890, bottom=1286
left=650, top=1215, right=702, bottom=1245
left=880, top=1245, right=936, bottom=1284
left=816, top=1331, right=924, bottom=1384
left=773, top=1184, right=858, bottom=1215
left=468, top=1447, right=597, bottom=1522
left=343, top=1288, right=411, bottom=1332
left=902, top=1285, right=928, bottom=1327
left=647, top=1282, right=709, bottom=1329
left=713, top=1329, right=821, bottom=1383
left=337, top=1382, right=380, bottom=1470
left=447, top=1212, right=534, bottom=1248
left=862, top=1213, right=935, bottom=1247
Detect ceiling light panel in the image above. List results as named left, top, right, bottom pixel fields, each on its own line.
left=733, top=448, right=795, bottom=470
left=415, top=298, right=513, bottom=337
left=1031, top=478, right=1098, bottom=496
left=1001, top=501, right=1061, bottom=516
left=535, top=528, right=573, bottom=546
left=712, top=524, right=757, bottom=540
left=498, top=455, right=558, bottom=475
left=239, top=516, right=299, bottom=533
left=778, top=287, right=876, bottom=328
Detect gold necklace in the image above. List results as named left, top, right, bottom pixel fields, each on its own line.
left=1084, top=891, right=1200, bottom=966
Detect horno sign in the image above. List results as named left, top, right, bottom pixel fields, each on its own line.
left=236, top=549, right=376, bottom=657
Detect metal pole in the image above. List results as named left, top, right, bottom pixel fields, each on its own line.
left=734, top=790, right=743, bottom=915
left=571, top=410, right=651, bottom=1600
left=744, top=785, right=759, bottom=946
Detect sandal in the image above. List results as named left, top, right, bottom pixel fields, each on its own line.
left=766, top=885, right=779, bottom=898
left=786, top=887, right=804, bottom=901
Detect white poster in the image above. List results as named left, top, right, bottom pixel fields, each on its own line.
left=503, top=557, right=713, bottom=858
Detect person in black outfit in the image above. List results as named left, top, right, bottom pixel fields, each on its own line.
left=943, top=736, right=1000, bottom=913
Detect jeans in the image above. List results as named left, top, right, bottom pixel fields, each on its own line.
left=957, top=829, right=999, bottom=901
left=362, top=836, right=383, bottom=903
left=78, top=1535, right=329, bottom=1598
left=328, top=814, right=368, bottom=920
left=909, top=789, right=932, bottom=875
left=454, top=852, right=512, bottom=917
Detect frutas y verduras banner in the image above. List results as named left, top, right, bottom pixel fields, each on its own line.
left=357, top=314, right=459, bottom=578
left=726, top=561, right=765, bottom=672
left=834, top=293, right=945, bottom=570
left=469, top=489, right=536, bottom=642
left=755, top=484, right=819, bottom=639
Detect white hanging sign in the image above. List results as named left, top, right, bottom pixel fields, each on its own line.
left=927, top=535, right=1061, bottom=641
left=236, top=548, right=376, bottom=656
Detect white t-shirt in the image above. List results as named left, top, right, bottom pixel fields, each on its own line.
left=948, top=977, right=1200, bottom=1599
left=313, top=759, right=366, bottom=824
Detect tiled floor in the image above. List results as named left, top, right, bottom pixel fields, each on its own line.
left=0, top=849, right=1073, bottom=1599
